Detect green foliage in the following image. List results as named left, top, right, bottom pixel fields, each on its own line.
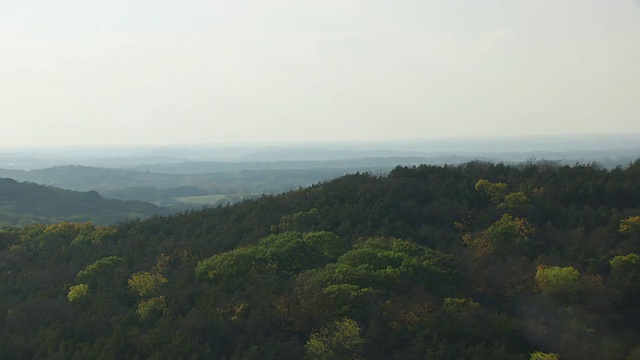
left=442, top=297, right=481, bottom=317
left=2, top=161, right=640, bottom=359
left=71, top=223, right=116, bottom=246
left=530, top=351, right=561, bottom=360
left=476, top=179, right=530, bottom=210
left=257, top=232, right=327, bottom=274
left=136, top=296, right=167, bottom=321
left=128, top=271, right=168, bottom=297
left=305, top=318, right=364, bottom=360
left=619, top=216, right=640, bottom=235
left=609, top=253, right=640, bottom=302
left=610, top=253, right=640, bottom=274
left=77, top=256, right=124, bottom=280
left=43, top=221, right=83, bottom=240
left=485, top=214, right=534, bottom=244
left=464, top=213, right=535, bottom=257
left=274, top=208, right=320, bottom=232
left=499, top=191, right=529, bottom=210
left=329, top=237, right=456, bottom=293
left=67, top=284, right=90, bottom=302
left=195, top=247, right=258, bottom=283
left=475, top=179, right=509, bottom=204
left=302, top=231, right=346, bottom=259
left=535, top=266, right=580, bottom=297
left=196, top=231, right=347, bottom=281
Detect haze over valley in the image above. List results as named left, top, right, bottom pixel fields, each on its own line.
left=1, top=134, right=639, bottom=211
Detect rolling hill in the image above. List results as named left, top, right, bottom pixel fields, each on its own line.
left=0, top=177, right=168, bottom=226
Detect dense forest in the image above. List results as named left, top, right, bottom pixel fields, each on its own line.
left=1, top=160, right=640, bottom=359
left=0, top=178, right=168, bottom=226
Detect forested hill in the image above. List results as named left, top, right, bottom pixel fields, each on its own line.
left=0, top=178, right=168, bottom=226
left=1, top=160, right=640, bottom=359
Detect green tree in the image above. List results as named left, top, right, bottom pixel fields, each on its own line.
left=67, top=284, right=90, bottom=303
left=136, top=296, right=167, bottom=320
left=305, top=318, right=364, bottom=360
left=619, top=216, right=640, bottom=235
left=463, top=213, right=534, bottom=257
left=499, top=191, right=529, bottom=210
left=609, top=253, right=640, bottom=304
left=475, top=179, right=509, bottom=204
left=128, top=271, right=168, bottom=297
left=195, top=247, right=258, bottom=284
left=77, top=256, right=124, bottom=283
left=535, top=266, right=580, bottom=297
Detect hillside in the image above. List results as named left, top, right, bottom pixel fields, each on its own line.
left=0, top=178, right=168, bottom=226
left=1, top=160, right=640, bottom=359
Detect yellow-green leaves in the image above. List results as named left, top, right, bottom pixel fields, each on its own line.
left=463, top=214, right=534, bottom=257
left=77, top=256, right=124, bottom=281
left=500, top=192, right=529, bottom=210
left=610, top=253, right=640, bottom=272
left=305, top=318, right=364, bottom=360
left=136, top=296, right=167, bottom=321
left=619, top=216, right=640, bottom=235
left=195, top=247, right=257, bottom=283
left=475, top=179, right=529, bottom=210
left=475, top=179, right=509, bottom=204
left=535, top=266, right=580, bottom=297
left=529, top=351, right=561, bottom=360
left=67, top=284, right=90, bottom=303
left=128, top=271, right=168, bottom=297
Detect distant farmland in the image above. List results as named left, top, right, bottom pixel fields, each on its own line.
left=174, top=192, right=266, bottom=205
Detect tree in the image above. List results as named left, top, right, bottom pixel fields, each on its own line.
left=619, top=216, right=640, bottom=235
left=77, top=256, right=124, bottom=284
left=535, top=266, right=580, bottom=298
left=463, top=213, right=535, bottom=257
left=305, top=318, right=364, bottom=360
left=67, top=284, right=90, bottom=303
left=136, top=296, right=167, bottom=321
left=128, top=271, right=168, bottom=297
left=609, top=253, right=640, bottom=304
left=475, top=179, right=509, bottom=204
left=195, top=247, right=258, bottom=284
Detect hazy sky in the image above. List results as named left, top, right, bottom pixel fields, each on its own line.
left=2, top=1, right=639, bottom=147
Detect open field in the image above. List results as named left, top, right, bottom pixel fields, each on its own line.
left=174, top=192, right=267, bottom=205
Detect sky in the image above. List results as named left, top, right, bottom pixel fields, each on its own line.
left=1, top=0, right=639, bottom=147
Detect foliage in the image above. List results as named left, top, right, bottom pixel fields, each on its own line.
left=136, top=296, right=167, bottom=320
left=530, top=351, right=561, bottom=360
left=619, top=216, right=640, bottom=235
left=77, top=256, right=124, bottom=280
left=128, top=271, right=168, bottom=297
left=475, top=179, right=509, bottom=204
left=195, top=247, right=258, bottom=283
left=535, top=266, right=581, bottom=297
left=500, top=191, right=529, bottom=210
left=610, top=253, right=640, bottom=274
left=67, top=284, right=90, bottom=302
left=2, top=160, right=640, bottom=359
left=305, top=318, right=364, bottom=360
left=464, top=213, right=535, bottom=257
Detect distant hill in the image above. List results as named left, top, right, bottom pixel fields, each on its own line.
left=0, top=177, right=168, bottom=226
left=0, top=164, right=408, bottom=206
